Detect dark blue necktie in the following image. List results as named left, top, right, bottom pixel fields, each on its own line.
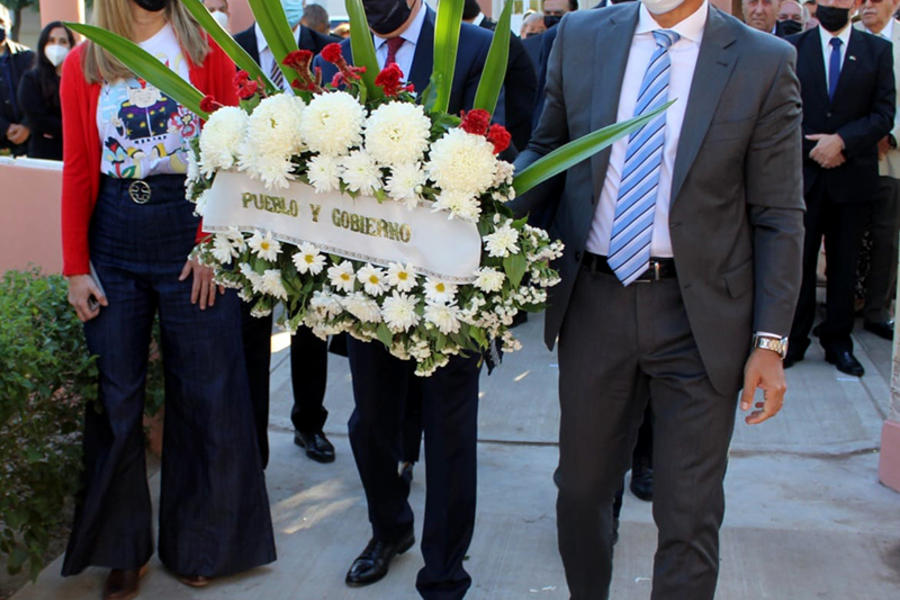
left=828, top=37, right=842, bottom=102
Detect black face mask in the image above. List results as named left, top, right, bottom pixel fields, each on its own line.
left=133, top=0, right=168, bottom=12
left=777, top=19, right=803, bottom=36
left=544, top=15, right=561, bottom=29
left=815, top=4, right=850, bottom=32
left=364, top=0, right=414, bottom=36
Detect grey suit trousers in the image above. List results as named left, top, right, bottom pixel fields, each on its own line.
left=556, top=266, right=739, bottom=600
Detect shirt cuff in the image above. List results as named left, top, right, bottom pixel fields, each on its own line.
left=755, top=331, right=785, bottom=339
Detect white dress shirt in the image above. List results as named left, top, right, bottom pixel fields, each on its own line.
left=586, top=1, right=708, bottom=258
left=255, top=23, right=303, bottom=93
left=864, top=16, right=894, bottom=40
left=374, top=4, right=427, bottom=79
left=818, top=22, right=853, bottom=76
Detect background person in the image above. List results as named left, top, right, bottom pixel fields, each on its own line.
left=17, top=21, right=74, bottom=160
left=0, top=4, right=32, bottom=156
left=302, top=2, right=332, bottom=35
left=777, top=0, right=807, bottom=35
left=203, top=0, right=232, bottom=32
left=59, top=1, right=276, bottom=598
left=743, top=0, right=779, bottom=32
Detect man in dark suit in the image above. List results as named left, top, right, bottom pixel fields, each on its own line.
left=462, top=0, right=537, bottom=151
left=234, top=10, right=341, bottom=468
left=513, top=1, right=804, bottom=597
left=785, top=0, right=895, bottom=376
left=0, top=6, right=32, bottom=156
left=316, top=1, right=494, bottom=597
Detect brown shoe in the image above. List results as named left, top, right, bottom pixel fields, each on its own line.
left=102, top=564, right=148, bottom=600
left=176, top=574, right=211, bottom=588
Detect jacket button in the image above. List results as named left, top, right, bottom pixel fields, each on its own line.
left=826, top=111, right=832, bottom=118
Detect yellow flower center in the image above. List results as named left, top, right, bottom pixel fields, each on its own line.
left=341, top=273, right=350, bottom=281
left=398, top=272, right=408, bottom=281
left=260, top=241, right=270, bottom=250
left=305, top=254, right=314, bottom=264
left=369, top=275, right=379, bottom=284
left=435, top=283, right=445, bottom=293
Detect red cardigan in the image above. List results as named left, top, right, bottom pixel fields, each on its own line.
left=60, top=36, right=239, bottom=276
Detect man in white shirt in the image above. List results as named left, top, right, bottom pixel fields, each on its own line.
left=512, top=0, right=804, bottom=597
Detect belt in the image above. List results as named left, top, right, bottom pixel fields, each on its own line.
left=582, top=251, right=676, bottom=282
left=100, top=174, right=187, bottom=205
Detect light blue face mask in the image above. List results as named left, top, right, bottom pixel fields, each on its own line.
left=281, top=0, right=304, bottom=28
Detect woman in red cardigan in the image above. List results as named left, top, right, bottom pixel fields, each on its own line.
left=60, top=1, right=275, bottom=597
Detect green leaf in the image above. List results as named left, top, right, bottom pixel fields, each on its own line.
left=503, top=253, right=528, bottom=288
left=247, top=0, right=300, bottom=88
left=376, top=323, right=393, bottom=348
left=431, top=0, right=465, bottom=114
left=473, top=0, right=512, bottom=115
left=346, top=0, right=383, bottom=99
left=181, top=0, right=278, bottom=94
left=513, top=101, right=674, bottom=195
left=65, top=23, right=209, bottom=119
left=7, top=547, right=27, bottom=574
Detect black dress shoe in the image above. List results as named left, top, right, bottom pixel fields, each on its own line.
left=629, top=462, right=653, bottom=502
left=103, top=565, right=148, bottom=600
left=864, top=320, right=895, bottom=341
left=294, top=430, right=335, bottom=463
left=824, top=349, right=865, bottom=377
left=345, top=531, right=415, bottom=587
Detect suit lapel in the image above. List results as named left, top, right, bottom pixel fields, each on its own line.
left=832, top=28, right=863, bottom=105
left=801, top=28, right=828, bottom=105
left=409, top=8, right=436, bottom=94
left=670, top=8, right=737, bottom=204
left=590, top=5, right=640, bottom=201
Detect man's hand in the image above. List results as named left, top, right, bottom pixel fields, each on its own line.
left=806, top=133, right=845, bottom=169
left=740, top=348, right=787, bottom=425
left=179, top=257, right=225, bottom=310
left=6, top=124, right=30, bottom=145
left=66, top=274, right=108, bottom=322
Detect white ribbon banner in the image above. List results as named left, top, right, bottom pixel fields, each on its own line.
left=202, top=171, right=482, bottom=283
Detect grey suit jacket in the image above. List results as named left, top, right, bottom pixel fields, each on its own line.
left=512, top=4, right=805, bottom=394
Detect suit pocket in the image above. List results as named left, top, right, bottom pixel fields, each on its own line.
left=722, top=260, right=753, bottom=298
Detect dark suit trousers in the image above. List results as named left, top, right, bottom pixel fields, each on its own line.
left=347, top=338, right=480, bottom=600
left=556, top=267, right=737, bottom=600
left=240, top=305, right=328, bottom=468
left=790, top=178, right=868, bottom=354
left=863, top=176, right=900, bottom=323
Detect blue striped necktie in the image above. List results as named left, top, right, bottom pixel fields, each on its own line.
left=607, top=29, right=680, bottom=286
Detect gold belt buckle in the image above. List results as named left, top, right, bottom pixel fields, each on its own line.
left=128, top=180, right=151, bottom=204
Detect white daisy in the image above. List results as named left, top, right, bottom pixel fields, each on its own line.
left=327, top=260, right=356, bottom=293
left=386, top=262, right=417, bottom=292
left=424, top=302, right=461, bottom=335
left=261, top=269, right=288, bottom=300
left=211, top=233, right=235, bottom=264
left=381, top=292, right=420, bottom=332
left=356, top=263, right=388, bottom=296
left=292, top=242, right=326, bottom=275
left=423, top=277, right=457, bottom=304
left=247, top=230, right=281, bottom=261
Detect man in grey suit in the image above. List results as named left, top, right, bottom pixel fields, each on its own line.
left=512, top=0, right=804, bottom=598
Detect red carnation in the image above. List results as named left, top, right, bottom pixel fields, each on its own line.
left=283, top=49, right=313, bottom=70
left=199, top=94, right=221, bottom=114
left=321, top=42, right=344, bottom=65
left=234, top=70, right=249, bottom=87
left=486, top=123, right=511, bottom=155
left=238, top=79, right=259, bottom=99
left=375, top=63, right=405, bottom=96
left=460, top=109, right=491, bottom=136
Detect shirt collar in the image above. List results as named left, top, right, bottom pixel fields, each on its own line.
left=818, top=22, right=853, bottom=48
left=866, top=17, right=895, bottom=40
left=636, top=0, right=709, bottom=43
left=255, top=23, right=301, bottom=54
left=375, top=2, right=427, bottom=50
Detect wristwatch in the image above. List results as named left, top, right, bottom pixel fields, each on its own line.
left=752, top=334, right=789, bottom=359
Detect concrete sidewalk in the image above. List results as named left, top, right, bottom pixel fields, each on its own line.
left=13, top=317, right=900, bottom=599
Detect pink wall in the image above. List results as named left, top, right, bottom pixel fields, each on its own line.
left=0, top=158, right=63, bottom=274
left=38, top=0, right=85, bottom=28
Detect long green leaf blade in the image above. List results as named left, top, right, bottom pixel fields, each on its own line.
left=513, top=102, right=674, bottom=194
left=247, top=0, right=300, bottom=88
left=345, top=0, right=382, bottom=99
left=66, top=22, right=208, bottom=119
left=182, top=0, right=277, bottom=94
left=472, top=0, right=512, bottom=115
left=432, top=0, right=464, bottom=114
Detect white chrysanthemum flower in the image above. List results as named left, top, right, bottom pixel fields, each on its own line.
left=473, top=267, right=506, bottom=293
left=310, top=289, right=344, bottom=318
left=299, top=91, right=365, bottom=156
left=424, top=302, right=461, bottom=335
left=307, top=154, right=343, bottom=193
left=341, top=292, right=382, bottom=323
left=238, top=150, right=294, bottom=190
left=245, top=94, right=306, bottom=155
left=292, top=242, right=326, bottom=275
left=247, top=230, right=281, bottom=261
left=328, top=260, right=356, bottom=293
left=199, top=106, right=248, bottom=175
left=186, top=148, right=200, bottom=184
left=423, top=277, right=457, bottom=304
left=432, top=189, right=481, bottom=222
left=385, top=162, right=425, bottom=208
left=426, top=128, right=497, bottom=195
left=340, top=149, right=381, bottom=195
left=492, top=160, right=515, bottom=187
left=381, top=292, right=420, bottom=332
left=386, top=262, right=417, bottom=292
left=211, top=233, right=236, bottom=264
left=364, top=101, right=432, bottom=166
left=239, top=262, right=265, bottom=294
left=261, top=269, right=288, bottom=300
left=484, top=223, right=520, bottom=258
left=193, top=188, right=212, bottom=217
left=224, top=226, right=247, bottom=252
left=355, top=263, right=388, bottom=296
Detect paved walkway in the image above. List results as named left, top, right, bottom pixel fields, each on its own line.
left=13, top=317, right=900, bottom=599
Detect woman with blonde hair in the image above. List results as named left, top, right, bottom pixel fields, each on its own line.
left=59, top=1, right=275, bottom=597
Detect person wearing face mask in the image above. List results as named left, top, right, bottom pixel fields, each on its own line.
left=776, top=0, right=808, bottom=36
left=855, top=0, right=900, bottom=340
left=0, top=5, right=34, bottom=156
left=16, top=21, right=74, bottom=160
left=512, top=0, right=805, bottom=596
left=314, top=1, right=497, bottom=597
left=58, top=1, right=276, bottom=598
left=784, top=0, right=895, bottom=376
left=203, top=0, right=232, bottom=32
left=234, top=0, right=341, bottom=471
left=532, top=0, right=578, bottom=130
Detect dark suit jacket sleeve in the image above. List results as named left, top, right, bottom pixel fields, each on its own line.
left=509, top=19, right=570, bottom=219
left=745, top=45, right=805, bottom=336
left=17, top=70, right=61, bottom=138
left=837, top=40, right=895, bottom=157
